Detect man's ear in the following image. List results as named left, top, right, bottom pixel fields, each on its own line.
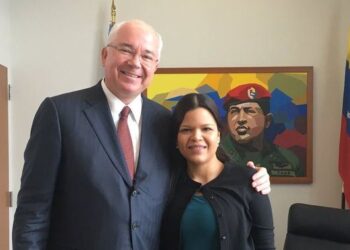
left=101, top=47, right=107, bottom=66
left=265, top=113, right=273, bottom=128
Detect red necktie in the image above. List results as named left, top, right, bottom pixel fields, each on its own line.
left=117, top=106, right=135, bottom=179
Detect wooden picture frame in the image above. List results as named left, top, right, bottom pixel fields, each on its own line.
left=147, top=67, right=313, bottom=184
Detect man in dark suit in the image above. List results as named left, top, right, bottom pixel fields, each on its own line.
left=12, top=20, right=271, bottom=250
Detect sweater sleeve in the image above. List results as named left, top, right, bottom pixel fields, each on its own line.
left=249, top=191, right=275, bottom=250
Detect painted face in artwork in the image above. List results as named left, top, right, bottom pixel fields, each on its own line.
left=227, top=102, right=271, bottom=144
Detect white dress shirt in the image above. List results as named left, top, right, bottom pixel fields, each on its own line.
left=101, top=79, right=142, bottom=169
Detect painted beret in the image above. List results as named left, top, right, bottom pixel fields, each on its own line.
left=223, top=83, right=271, bottom=113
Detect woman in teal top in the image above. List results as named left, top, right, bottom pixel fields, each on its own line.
left=160, top=93, right=275, bottom=250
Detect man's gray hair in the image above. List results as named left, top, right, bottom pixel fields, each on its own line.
left=106, top=19, right=163, bottom=60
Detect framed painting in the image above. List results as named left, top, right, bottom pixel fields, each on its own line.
left=147, top=67, right=313, bottom=184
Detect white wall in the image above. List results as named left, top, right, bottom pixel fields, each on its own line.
left=0, top=0, right=11, bottom=67
left=6, top=0, right=350, bottom=249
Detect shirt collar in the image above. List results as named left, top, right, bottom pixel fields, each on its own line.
left=101, top=79, right=142, bottom=124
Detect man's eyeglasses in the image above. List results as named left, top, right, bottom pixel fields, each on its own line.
left=107, top=44, right=158, bottom=67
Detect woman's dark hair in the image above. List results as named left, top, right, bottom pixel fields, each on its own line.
left=172, top=93, right=229, bottom=163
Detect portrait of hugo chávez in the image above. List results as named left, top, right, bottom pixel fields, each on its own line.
left=221, top=83, right=304, bottom=177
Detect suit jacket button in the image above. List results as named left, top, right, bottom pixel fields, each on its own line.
left=131, top=223, right=139, bottom=230
left=220, top=235, right=227, bottom=240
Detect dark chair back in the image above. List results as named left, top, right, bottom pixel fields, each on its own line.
left=284, top=203, right=350, bottom=250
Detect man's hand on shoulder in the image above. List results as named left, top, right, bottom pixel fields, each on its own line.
left=247, top=161, right=271, bottom=195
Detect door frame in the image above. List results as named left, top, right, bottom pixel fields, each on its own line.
left=0, top=64, right=9, bottom=250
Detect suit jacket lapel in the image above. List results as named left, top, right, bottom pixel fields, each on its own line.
left=136, top=99, right=149, bottom=181
left=136, top=98, right=159, bottom=180
left=83, top=83, right=133, bottom=186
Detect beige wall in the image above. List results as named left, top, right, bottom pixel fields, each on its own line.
left=4, top=0, right=350, bottom=249
left=0, top=0, right=11, bottom=67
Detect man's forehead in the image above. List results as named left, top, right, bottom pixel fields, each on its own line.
left=114, top=30, right=159, bottom=55
left=117, top=43, right=155, bottom=53
left=229, top=102, right=262, bottom=109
